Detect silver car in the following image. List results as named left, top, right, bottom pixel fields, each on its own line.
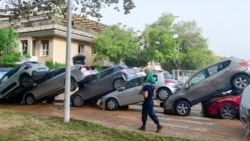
left=22, top=66, right=97, bottom=105
left=153, top=71, right=180, bottom=101
left=0, top=68, right=12, bottom=79
left=164, top=57, right=250, bottom=116
left=0, top=61, right=49, bottom=101
left=98, top=76, right=145, bottom=110
left=71, top=65, right=137, bottom=107
left=239, top=85, right=250, bottom=137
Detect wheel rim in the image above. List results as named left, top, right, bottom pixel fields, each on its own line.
left=21, top=75, right=32, bottom=87
left=114, top=79, right=124, bottom=89
left=73, top=96, right=83, bottom=107
left=26, top=96, right=34, bottom=105
left=158, top=88, right=170, bottom=100
left=107, top=99, right=118, bottom=110
left=220, top=105, right=235, bottom=119
left=235, top=76, right=249, bottom=89
left=177, top=103, right=189, bottom=115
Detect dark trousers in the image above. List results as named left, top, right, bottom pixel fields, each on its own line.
left=141, top=101, right=159, bottom=126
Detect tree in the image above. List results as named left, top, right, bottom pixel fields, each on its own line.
left=92, top=25, right=139, bottom=65
left=141, top=13, right=177, bottom=65
left=0, top=28, right=23, bottom=67
left=0, top=0, right=135, bottom=22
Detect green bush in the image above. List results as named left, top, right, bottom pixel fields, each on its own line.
left=45, top=60, right=66, bottom=69
left=45, top=60, right=55, bottom=69
left=55, top=62, right=65, bottom=68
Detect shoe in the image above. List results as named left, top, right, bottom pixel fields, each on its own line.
left=156, top=124, right=163, bottom=133
left=138, top=126, right=146, bottom=131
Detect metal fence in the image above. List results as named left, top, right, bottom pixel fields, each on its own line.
left=171, top=70, right=197, bottom=84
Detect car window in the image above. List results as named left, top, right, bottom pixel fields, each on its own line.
left=123, top=77, right=143, bottom=89
left=99, top=68, right=114, bottom=79
left=188, top=70, right=209, bottom=86
left=163, top=72, right=173, bottom=79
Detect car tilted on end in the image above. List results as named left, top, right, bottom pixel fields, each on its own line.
left=0, top=61, right=49, bottom=102
left=22, top=65, right=97, bottom=105
left=163, top=57, right=250, bottom=116
left=71, top=65, right=137, bottom=107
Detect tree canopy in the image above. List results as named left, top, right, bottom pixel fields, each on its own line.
left=93, top=25, right=139, bottom=65
left=0, top=0, right=135, bottom=22
left=0, top=28, right=23, bottom=67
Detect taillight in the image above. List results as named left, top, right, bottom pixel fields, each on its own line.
left=24, top=65, right=32, bottom=69
left=121, top=69, right=128, bottom=74
left=79, top=66, right=86, bottom=71
left=240, top=61, right=249, bottom=67
left=165, top=79, right=175, bottom=84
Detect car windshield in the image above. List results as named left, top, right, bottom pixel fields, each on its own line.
left=122, top=77, right=144, bottom=89
left=163, top=72, right=173, bottom=79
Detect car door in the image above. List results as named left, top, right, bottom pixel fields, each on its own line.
left=97, top=67, right=116, bottom=93
left=118, top=77, right=144, bottom=106
left=80, top=74, right=100, bottom=100
left=32, top=68, right=65, bottom=99
left=207, top=61, right=232, bottom=91
left=183, top=69, right=216, bottom=104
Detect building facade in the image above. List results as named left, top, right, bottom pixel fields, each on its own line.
left=0, top=14, right=106, bottom=66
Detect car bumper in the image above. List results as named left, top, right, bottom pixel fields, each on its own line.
left=96, top=98, right=105, bottom=109
left=163, top=100, right=174, bottom=114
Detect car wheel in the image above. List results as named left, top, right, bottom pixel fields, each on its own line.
left=19, top=74, right=33, bottom=88
left=72, top=95, right=84, bottom=107
left=25, top=94, right=36, bottom=105
left=106, top=98, right=119, bottom=110
left=232, top=74, right=250, bottom=91
left=70, top=78, right=78, bottom=91
left=174, top=101, right=191, bottom=116
left=220, top=103, right=237, bottom=119
left=46, top=97, right=55, bottom=103
left=157, top=87, right=171, bottom=101
left=113, top=78, right=125, bottom=90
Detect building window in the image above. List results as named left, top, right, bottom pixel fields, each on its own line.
left=40, top=40, right=49, bottom=56
left=21, top=40, right=28, bottom=55
left=78, top=44, right=84, bottom=54
left=32, top=40, right=36, bottom=56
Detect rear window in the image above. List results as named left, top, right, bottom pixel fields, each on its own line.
left=163, top=72, right=172, bottom=79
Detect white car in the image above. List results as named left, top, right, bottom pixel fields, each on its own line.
left=0, top=61, right=49, bottom=101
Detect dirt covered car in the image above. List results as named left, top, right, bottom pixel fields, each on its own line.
left=71, top=65, right=137, bottom=107
left=163, top=57, right=250, bottom=116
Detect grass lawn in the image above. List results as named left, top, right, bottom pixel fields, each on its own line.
left=0, top=109, right=201, bottom=141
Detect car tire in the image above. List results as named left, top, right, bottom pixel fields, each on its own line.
left=46, top=97, right=55, bottom=103
left=157, top=87, right=171, bottom=101
left=19, top=74, right=33, bottom=88
left=174, top=101, right=191, bottom=116
left=232, top=74, right=250, bottom=91
left=113, top=78, right=125, bottom=90
left=25, top=94, right=36, bottom=105
left=72, top=95, right=84, bottom=107
left=219, top=103, right=237, bottom=119
left=70, top=78, right=78, bottom=91
left=106, top=98, right=119, bottom=110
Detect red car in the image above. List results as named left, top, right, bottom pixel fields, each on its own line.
left=202, top=92, right=241, bottom=119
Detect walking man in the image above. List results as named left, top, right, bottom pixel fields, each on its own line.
left=138, top=84, right=163, bottom=133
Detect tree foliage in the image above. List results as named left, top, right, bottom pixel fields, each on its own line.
left=0, top=0, right=135, bottom=22
left=141, top=13, right=176, bottom=64
left=92, top=25, right=139, bottom=65
left=0, top=28, right=22, bottom=67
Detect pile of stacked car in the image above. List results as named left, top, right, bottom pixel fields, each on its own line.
left=162, top=57, right=250, bottom=121
left=0, top=55, right=98, bottom=104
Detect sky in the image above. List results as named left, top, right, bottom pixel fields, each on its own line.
left=96, top=0, right=250, bottom=60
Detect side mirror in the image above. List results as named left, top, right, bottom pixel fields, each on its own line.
left=184, top=84, right=189, bottom=89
